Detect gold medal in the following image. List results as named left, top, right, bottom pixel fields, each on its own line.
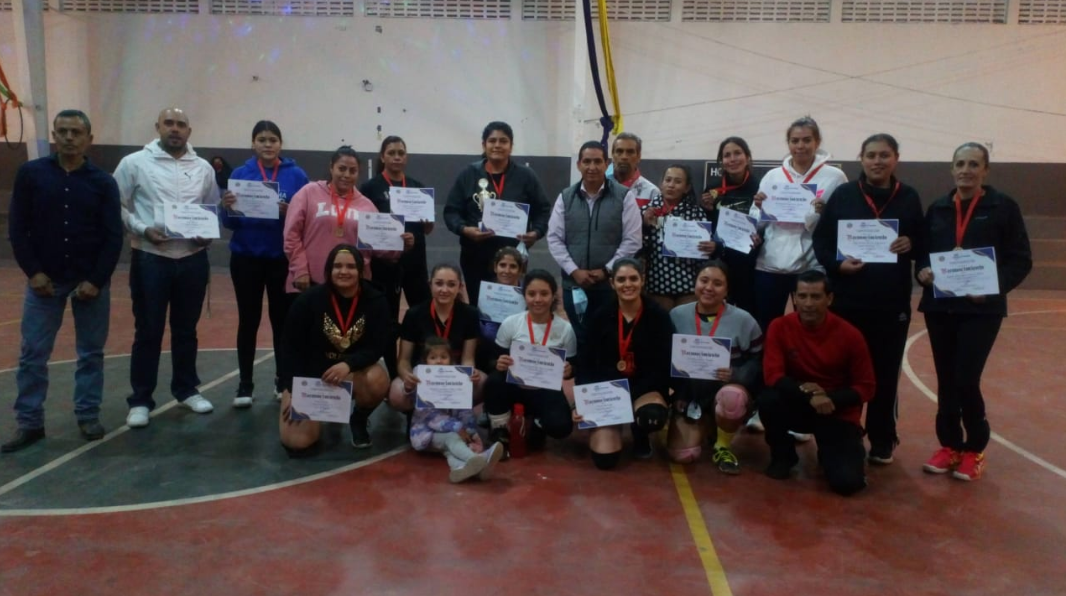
left=335, top=227, right=344, bottom=238
left=953, top=246, right=962, bottom=251
left=709, top=189, right=719, bottom=200
left=617, top=360, right=628, bottom=372
left=339, top=337, right=351, bottom=350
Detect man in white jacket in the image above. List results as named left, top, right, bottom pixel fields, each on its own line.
left=114, top=108, right=217, bottom=428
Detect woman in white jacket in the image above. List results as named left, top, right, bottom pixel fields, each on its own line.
left=749, top=116, right=847, bottom=333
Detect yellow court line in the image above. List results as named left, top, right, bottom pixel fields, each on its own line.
left=0, top=319, right=21, bottom=327
left=670, top=463, right=734, bottom=596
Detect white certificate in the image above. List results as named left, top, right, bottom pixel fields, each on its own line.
left=575, top=379, right=634, bottom=430
left=389, top=187, right=436, bottom=223
left=290, top=377, right=353, bottom=423
left=356, top=212, right=406, bottom=251
left=670, top=334, right=733, bottom=381
left=661, top=217, right=714, bottom=259
left=717, top=208, right=758, bottom=254
left=163, top=203, right=220, bottom=239
left=837, top=219, right=898, bottom=263
left=760, top=183, right=817, bottom=223
left=414, top=365, right=473, bottom=410
left=931, top=247, right=1000, bottom=298
left=479, top=281, right=525, bottom=323
left=227, top=179, right=280, bottom=220
left=506, top=342, right=566, bottom=391
left=480, top=199, right=530, bottom=239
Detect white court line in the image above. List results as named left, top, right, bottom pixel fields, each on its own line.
left=902, top=309, right=1066, bottom=481
left=0, top=445, right=408, bottom=517
left=0, top=347, right=252, bottom=376
left=0, top=351, right=275, bottom=499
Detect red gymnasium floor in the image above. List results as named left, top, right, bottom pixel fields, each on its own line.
left=0, top=265, right=1064, bottom=596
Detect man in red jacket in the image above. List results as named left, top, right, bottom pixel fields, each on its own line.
left=758, top=270, right=875, bottom=495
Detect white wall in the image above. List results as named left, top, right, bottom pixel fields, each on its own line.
left=1, top=10, right=1065, bottom=162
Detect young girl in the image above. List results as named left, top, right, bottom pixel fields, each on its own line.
left=409, top=337, right=504, bottom=483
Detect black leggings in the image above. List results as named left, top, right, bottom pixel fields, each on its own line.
left=925, top=311, right=1003, bottom=453
left=230, top=252, right=292, bottom=390
left=484, top=370, right=573, bottom=439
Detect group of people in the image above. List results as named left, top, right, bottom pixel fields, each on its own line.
left=3, top=108, right=1032, bottom=495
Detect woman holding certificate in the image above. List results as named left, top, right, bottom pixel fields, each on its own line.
left=701, top=137, right=762, bottom=315
left=283, top=146, right=405, bottom=294
left=388, top=264, right=485, bottom=412
left=443, top=121, right=551, bottom=306
left=220, top=120, right=310, bottom=408
left=915, top=142, right=1032, bottom=482
left=811, top=134, right=924, bottom=465
left=751, top=117, right=847, bottom=333
left=640, top=165, right=720, bottom=310
left=476, top=247, right=527, bottom=372
left=278, top=245, right=391, bottom=454
left=486, top=270, right=578, bottom=460
left=578, top=259, right=673, bottom=469
left=667, top=261, right=764, bottom=473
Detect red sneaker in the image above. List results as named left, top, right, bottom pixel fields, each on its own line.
left=952, top=451, right=985, bottom=481
left=922, top=447, right=961, bottom=474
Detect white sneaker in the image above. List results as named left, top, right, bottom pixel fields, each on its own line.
left=789, top=431, right=813, bottom=443
left=181, top=394, right=214, bottom=414
left=746, top=412, right=765, bottom=433
left=449, top=454, right=488, bottom=483
left=478, top=442, right=504, bottom=481
left=233, top=395, right=253, bottom=409
left=127, top=407, right=150, bottom=428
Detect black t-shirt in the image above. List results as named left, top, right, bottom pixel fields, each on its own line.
left=400, top=300, right=481, bottom=366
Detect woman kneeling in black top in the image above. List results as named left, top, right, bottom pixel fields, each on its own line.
left=279, top=245, right=391, bottom=454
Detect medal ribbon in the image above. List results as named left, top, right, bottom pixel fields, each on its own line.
left=257, top=159, right=279, bottom=182
left=954, top=188, right=984, bottom=248
left=330, top=292, right=360, bottom=342
left=430, top=301, right=455, bottom=339
left=383, top=172, right=406, bottom=188
left=859, top=179, right=900, bottom=219
left=487, top=172, right=506, bottom=197
left=526, top=313, right=554, bottom=346
left=617, top=304, right=644, bottom=363
left=782, top=162, right=825, bottom=184
left=694, top=304, right=725, bottom=337
left=330, top=184, right=354, bottom=232
left=717, top=170, right=750, bottom=196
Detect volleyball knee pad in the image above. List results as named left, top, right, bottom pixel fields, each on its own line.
left=715, top=385, right=750, bottom=421
left=591, top=450, right=621, bottom=471
left=635, top=403, right=669, bottom=432
left=669, top=445, right=701, bottom=464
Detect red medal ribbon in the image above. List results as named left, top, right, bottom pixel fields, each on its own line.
left=694, top=304, right=725, bottom=337
left=330, top=184, right=354, bottom=232
left=655, top=199, right=681, bottom=218
left=717, top=171, right=750, bottom=196
left=257, top=159, right=279, bottom=182
left=430, top=301, right=455, bottom=340
left=617, top=304, right=644, bottom=372
left=782, top=162, right=826, bottom=184
left=526, top=313, right=554, bottom=346
left=954, top=188, right=984, bottom=248
left=383, top=172, right=406, bottom=188
left=487, top=172, right=506, bottom=197
left=330, top=291, right=360, bottom=339
left=859, top=179, right=900, bottom=219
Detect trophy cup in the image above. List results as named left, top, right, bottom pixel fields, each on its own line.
left=472, top=178, right=496, bottom=212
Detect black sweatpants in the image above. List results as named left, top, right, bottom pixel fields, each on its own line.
left=924, top=311, right=1002, bottom=453
left=230, top=252, right=292, bottom=391
left=758, top=387, right=867, bottom=496
left=484, top=370, right=573, bottom=439
left=835, top=308, right=910, bottom=450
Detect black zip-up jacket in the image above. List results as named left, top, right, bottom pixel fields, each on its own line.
left=443, top=159, right=550, bottom=253
left=812, top=176, right=925, bottom=314
left=916, top=185, right=1032, bottom=316
left=577, top=298, right=675, bottom=399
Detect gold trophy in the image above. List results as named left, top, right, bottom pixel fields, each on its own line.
left=473, top=178, right=496, bottom=212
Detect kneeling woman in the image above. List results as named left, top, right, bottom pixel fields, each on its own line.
left=667, top=260, right=763, bottom=473
left=486, top=270, right=578, bottom=458
left=279, top=245, right=392, bottom=454
left=577, top=258, right=674, bottom=469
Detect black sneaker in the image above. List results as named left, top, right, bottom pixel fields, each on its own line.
left=527, top=418, right=547, bottom=451
left=631, top=424, right=653, bottom=460
left=868, top=443, right=895, bottom=466
left=78, top=419, right=106, bottom=441
left=349, top=410, right=372, bottom=449
left=1, top=428, right=45, bottom=453
left=489, top=427, right=511, bottom=461
left=765, top=453, right=799, bottom=480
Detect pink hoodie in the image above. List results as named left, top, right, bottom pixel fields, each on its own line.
left=284, top=180, right=394, bottom=292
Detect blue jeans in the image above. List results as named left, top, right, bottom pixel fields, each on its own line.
left=128, top=249, right=209, bottom=409
left=15, top=281, right=111, bottom=430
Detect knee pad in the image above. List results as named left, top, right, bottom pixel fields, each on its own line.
left=715, top=385, right=750, bottom=421
left=669, top=445, right=702, bottom=464
left=591, top=450, right=621, bottom=470
left=635, top=403, right=669, bottom=432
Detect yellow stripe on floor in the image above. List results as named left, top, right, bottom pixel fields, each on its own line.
left=670, top=463, right=734, bottom=596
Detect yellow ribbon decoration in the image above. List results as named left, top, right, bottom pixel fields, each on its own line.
left=596, top=0, right=624, bottom=134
